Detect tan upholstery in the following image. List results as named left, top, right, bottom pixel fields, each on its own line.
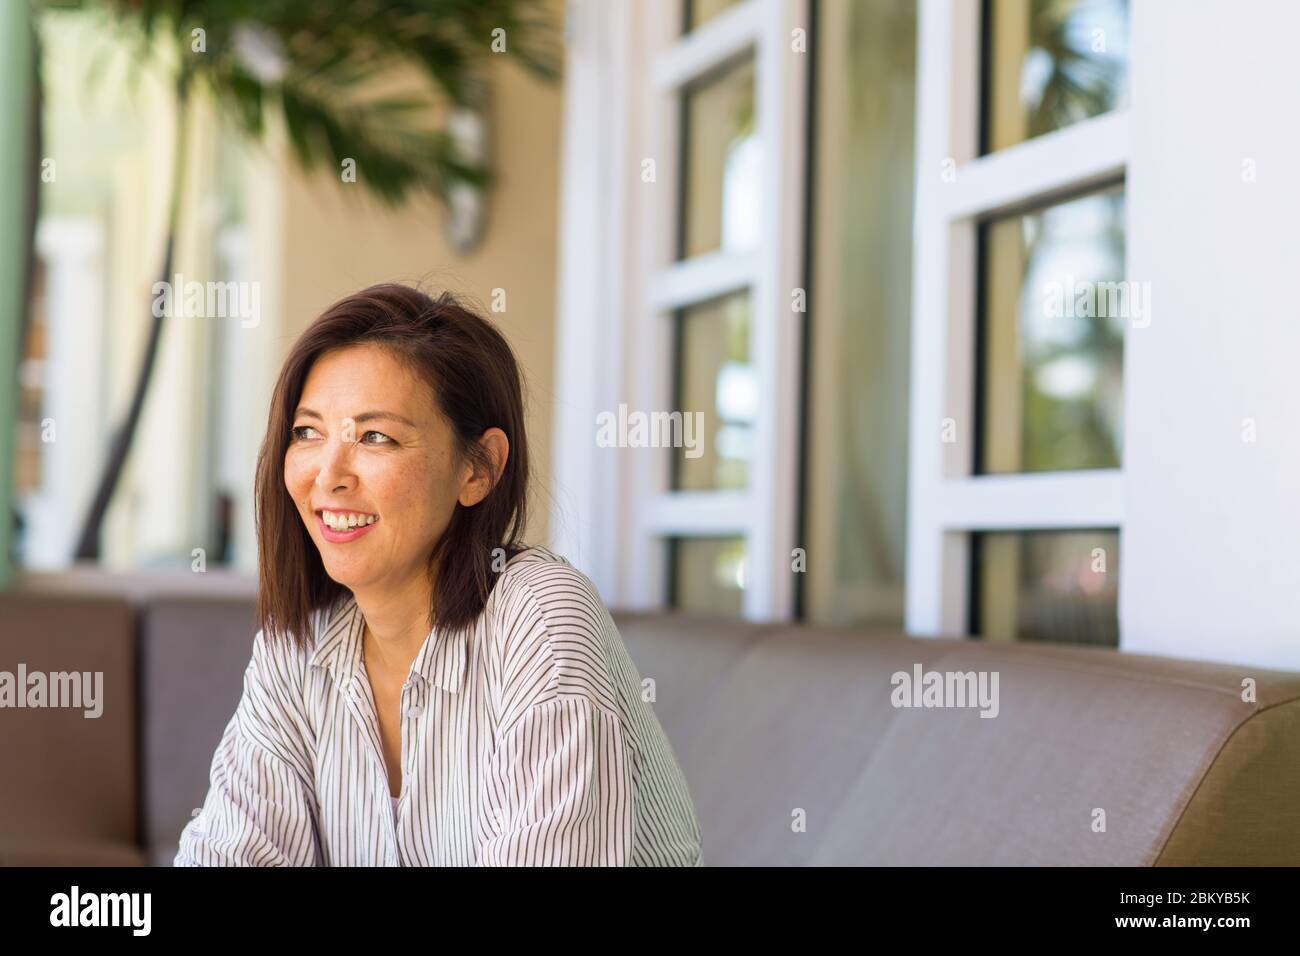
left=1, top=577, right=1297, bottom=865
left=1153, top=697, right=1300, bottom=865
left=0, top=592, right=140, bottom=866
left=613, top=615, right=1300, bottom=866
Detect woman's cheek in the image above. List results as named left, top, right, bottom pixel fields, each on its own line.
left=283, top=449, right=313, bottom=500
left=389, top=456, right=448, bottom=533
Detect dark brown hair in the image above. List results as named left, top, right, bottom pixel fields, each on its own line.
left=254, top=283, right=529, bottom=650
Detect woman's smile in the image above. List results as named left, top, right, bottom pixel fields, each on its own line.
left=316, top=508, right=380, bottom=543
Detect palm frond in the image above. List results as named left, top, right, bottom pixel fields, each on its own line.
left=36, top=0, right=560, bottom=205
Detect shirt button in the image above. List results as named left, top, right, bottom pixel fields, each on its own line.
left=406, top=705, right=423, bottom=718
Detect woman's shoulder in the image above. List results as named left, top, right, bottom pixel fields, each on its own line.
left=486, top=546, right=619, bottom=704
left=490, top=545, right=607, bottom=623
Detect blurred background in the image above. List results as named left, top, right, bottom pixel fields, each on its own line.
left=3, top=0, right=563, bottom=579
left=3, top=0, right=1300, bottom=866
left=0, top=0, right=1132, bottom=643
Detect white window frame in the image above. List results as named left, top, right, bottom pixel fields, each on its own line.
left=905, top=0, right=1129, bottom=636
left=552, top=0, right=808, bottom=621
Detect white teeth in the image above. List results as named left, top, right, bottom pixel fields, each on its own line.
left=321, top=510, right=377, bottom=531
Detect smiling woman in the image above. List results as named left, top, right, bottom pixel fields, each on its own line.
left=175, top=284, right=703, bottom=866
left=259, top=285, right=529, bottom=644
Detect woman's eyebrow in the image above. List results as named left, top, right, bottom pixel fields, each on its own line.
left=353, top=411, right=418, bottom=428
left=292, top=407, right=417, bottom=428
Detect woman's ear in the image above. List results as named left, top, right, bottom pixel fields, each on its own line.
left=458, top=428, right=510, bottom=507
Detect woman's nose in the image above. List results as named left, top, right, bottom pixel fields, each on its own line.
left=315, top=438, right=357, bottom=493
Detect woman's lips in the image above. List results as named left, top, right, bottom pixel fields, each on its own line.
left=316, top=513, right=379, bottom=544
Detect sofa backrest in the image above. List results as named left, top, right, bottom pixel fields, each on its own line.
left=0, top=592, right=141, bottom=866
left=139, top=597, right=257, bottom=867
left=7, top=578, right=1298, bottom=867
left=1, top=569, right=257, bottom=866
left=613, top=614, right=1300, bottom=865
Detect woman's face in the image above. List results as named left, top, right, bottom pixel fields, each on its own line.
left=283, top=343, right=479, bottom=596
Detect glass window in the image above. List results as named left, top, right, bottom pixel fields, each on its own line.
left=801, top=0, right=915, bottom=627
left=977, top=185, right=1125, bottom=475
left=669, top=536, right=746, bottom=615
left=971, top=529, right=1119, bottom=646
left=672, top=291, right=754, bottom=491
left=983, top=0, right=1129, bottom=153
left=682, top=0, right=745, bottom=34
left=678, top=54, right=759, bottom=260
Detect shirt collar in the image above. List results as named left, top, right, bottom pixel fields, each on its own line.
left=308, top=593, right=467, bottom=694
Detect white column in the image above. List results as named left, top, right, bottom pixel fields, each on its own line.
left=1122, top=0, right=1300, bottom=669
left=25, top=219, right=106, bottom=568
left=549, top=0, right=634, bottom=602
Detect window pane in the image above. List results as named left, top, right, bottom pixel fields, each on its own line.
left=972, top=530, right=1119, bottom=646
left=673, top=291, right=754, bottom=490
left=670, top=536, right=746, bottom=615
left=682, top=0, right=744, bottom=34
left=802, top=0, right=915, bottom=628
left=983, top=0, right=1129, bottom=153
left=679, top=55, right=759, bottom=259
left=978, top=186, right=1125, bottom=475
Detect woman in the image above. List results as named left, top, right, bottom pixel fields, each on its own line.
left=175, top=284, right=702, bottom=866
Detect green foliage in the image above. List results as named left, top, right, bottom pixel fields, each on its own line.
left=37, top=0, right=561, bottom=205
left=1026, top=0, right=1127, bottom=141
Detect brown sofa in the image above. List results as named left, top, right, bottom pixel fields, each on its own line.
left=2, top=572, right=1298, bottom=865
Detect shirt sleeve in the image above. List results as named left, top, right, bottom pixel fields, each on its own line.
left=174, top=630, right=320, bottom=867
left=478, top=695, right=635, bottom=866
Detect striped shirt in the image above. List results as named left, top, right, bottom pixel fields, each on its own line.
left=174, top=546, right=703, bottom=866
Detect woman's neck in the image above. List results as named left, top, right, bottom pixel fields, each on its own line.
left=353, top=574, right=434, bottom=675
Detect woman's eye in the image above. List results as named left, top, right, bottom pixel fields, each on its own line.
left=361, top=430, right=394, bottom=445
left=291, top=425, right=320, bottom=441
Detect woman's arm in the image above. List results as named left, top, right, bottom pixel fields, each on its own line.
left=174, top=630, right=320, bottom=866
left=478, top=695, right=634, bottom=866
left=475, top=559, right=644, bottom=866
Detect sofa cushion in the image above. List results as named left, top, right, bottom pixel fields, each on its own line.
left=0, top=839, right=147, bottom=867
left=0, top=592, right=137, bottom=858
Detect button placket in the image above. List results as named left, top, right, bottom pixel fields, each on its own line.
left=336, top=671, right=399, bottom=863
left=398, top=678, right=423, bottom=810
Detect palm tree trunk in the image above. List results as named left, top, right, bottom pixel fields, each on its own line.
left=0, top=2, right=37, bottom=585
left=18, top=27, right=40, bottom=370
left=73, top=72, right=191, bottom=561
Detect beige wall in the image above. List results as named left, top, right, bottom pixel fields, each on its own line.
left=274, top=28, right=564, bottom=546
